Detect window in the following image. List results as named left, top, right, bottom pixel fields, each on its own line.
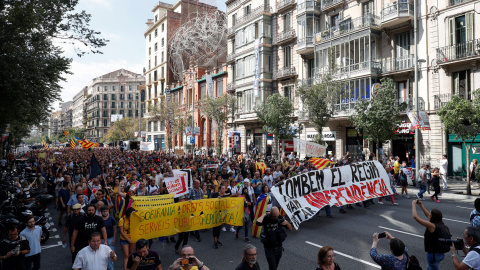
left=111, top=94, right=116, bottom=100
left=161, top=52, right=164, bottom=62
left=362, top=0, right=374, bottom=15
left=154, top=71, right=157, bottom=81
left=283, top=13, right=291, bottom=31
left=179, top=92, right=183, bottom=104
left=155, top=56, right=157, bottom=66
left=149, top=47, right=151, bottom=55
left=120, top=85, right=124, bottom=92
left=111, top=102, right=115, bottom=108
left=120, top=94, right=124, bottom=100
left=148, top=87, right=151, bottom=100
left=453, top=70, right=471, bottom=99
left=161, top=38, right=164, bottom=47
left=155, top=15, right=158, bottom=22
left=120, top=110, right=124, bottom=116
left=128, top=93, right=133, bottom=100
left=200, top=83, right=206, bottom=99
left=244, top=5, right=251, bottom=16
left=154, top=84, right=158, bottom=97
left=103, top=119, right=107, bottom=127
left=129, top=85, right=132, bottom=91
left=283, top=85, right=293, bottom=102
left=232, top=14, right=236, bottom=27
left=216, top=79, right=223, bottom=97
left=395, top=32, right=410, bottom=68
left=161, top=24, right=164, bottom=32
left=112, top=86, right=116, bottom=91
left=148, top=121, right=152, bottom=132
left=155, top=43, right=158, bottom=51
left=149, top=34, right=151, bottom=42
left=104, top=86, right=108, bottom=91
left=203, top=119, right=207, bottom=146
left=129, top=101, right=132, bottom=108
left=155, top=29, right=158, bottom=37
left=103, top=111, right=108, bottom=117
left=449, top=13, right=473, bottom=46
left=128, top=110, right=133, bottom=117
left=104, top=102, right=107, bottom=108
left=149, top=60, right=151, bottom=70
left=284, top=46, right=292, bottom=67
left=154, top=121, right=158, bottom=132
left=103, top=94, right=108, bottom=100
left=112, top=110, right=116, bottom=114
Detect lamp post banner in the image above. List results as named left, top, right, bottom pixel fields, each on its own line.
left=270, top=161, right=392, bottom=229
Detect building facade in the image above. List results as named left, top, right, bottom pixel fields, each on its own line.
left=85, top=69, right=144, bottom=141
left=59, top=101, right=73, bottom=133
left=143, top=0, right=222, bottom=150
left=72, top=87, right=87, bottom=129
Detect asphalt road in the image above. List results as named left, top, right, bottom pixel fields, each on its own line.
left=40, top=191, right=476, bottom=270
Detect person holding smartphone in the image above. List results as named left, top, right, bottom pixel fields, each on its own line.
left=169, top=245, right=210, bottom=270
left=370, top=231, right=408, bottom=269
left=126, top=238, right=162, bottom=270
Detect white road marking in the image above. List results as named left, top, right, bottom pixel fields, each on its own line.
left=48, top=217, right=52, bottom=220
left=443, top=218, right=470, bottom=224
left=44, top=212, right=50, bottom=217
left=49, top=222, right=54, bottom=226
left=378, top=226, right=424, bottom=238
left=306, top=241, right=380, bottom=268
left=51, top=228, right=57, bottom=232
left=41, top=243, right=62, bottom=250
left=456, top=206, right=473, bottom=210
left=53, top=235, right=59, bottom=239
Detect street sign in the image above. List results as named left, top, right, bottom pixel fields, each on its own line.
left=188, top=136, right=195, bottom=144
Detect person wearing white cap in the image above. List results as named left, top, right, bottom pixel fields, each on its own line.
left=63, top=203, right=85, bottom=263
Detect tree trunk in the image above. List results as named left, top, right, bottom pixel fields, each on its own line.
left=466, top=143, right=472, bottom=195
left=272, top=136, right=279, bottom=161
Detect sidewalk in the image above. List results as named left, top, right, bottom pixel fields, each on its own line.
left=406, top=177, right=480, bottom=202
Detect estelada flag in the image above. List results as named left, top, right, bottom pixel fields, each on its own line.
left=79, top=139, right=94, bottom=149
left=42, top=140, right=49, bottom=150
left=70, top=138, right=76, bottom=150
left=255, top=162, right=267, bottom=175
left=309, top=158, right=334, bottom=170
left=251, top=194, right=269, bottom=238
left=64, top=130, right=69, bottom=136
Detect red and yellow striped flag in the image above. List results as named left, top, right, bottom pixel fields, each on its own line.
left=255, top=162, right=267, bottom=175
left=78, top=139, right=94, bottom=149
left=64, top=130, right=69, bottom=136
left=309, top=158, right=334, bottom=170
left=70, top=138, right=75, bottom=150
left=42, top=140, right=49, bottom=150
left=251, top=195, right=269, bottom=238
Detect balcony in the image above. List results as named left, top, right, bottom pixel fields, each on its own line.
left=381, top=2, right=414, bottom=29
left=297, top=77, right=315, bottom=87
left=297, top=36, right=314, bottom=54
left=297, top=1, right=321, bottom=15
left=276, top=28, right=296, bottom=45
left=436, top=38, right=480, bottom=65
left=316, top=60, right=382, bottom=79
left=449, top=0, right=474, bottom=6
left=317, top=14, right=380, bottom=43
left=382, top=54, right=414, bottom=74
left=277, top=0, right=296, bottom=13
left=229, top=5, right=272, bottom=35
left=226, top=82, right=236, bottom=93
left=321, top=0, right=344, bottom=12
left=434, top=93, right=468, bottom=110
left=273, top=66, right=297, bottom=80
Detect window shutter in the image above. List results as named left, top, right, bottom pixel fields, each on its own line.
left=448, top=17, right=455, bottom=45
left=466, top=12, right=474, bottom=42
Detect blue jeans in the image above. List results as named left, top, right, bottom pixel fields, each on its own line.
left=324, top=205, right=332, bottom=216
left=102, top=237, right=114, bottom=270
left=418, top=183, right=427, bottom=198
left=426, top=252, right=444, bottom=270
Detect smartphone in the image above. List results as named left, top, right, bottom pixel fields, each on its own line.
left=181, top=258, right=193, bottom=265
left=378, top=232, right=386, bottom=239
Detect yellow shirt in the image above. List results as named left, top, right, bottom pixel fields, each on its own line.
left=212, top=180, right=219, bottom=193
left=180, top=267, right=198, bottom=270
left=118, top=217, right=131, bottom=240
left=394, top=161, right=400, bottom=174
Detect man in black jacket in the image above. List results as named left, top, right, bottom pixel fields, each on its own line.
left=235, top=244, right=260, bottom=270
left=256, top=207, right=292, bottom=270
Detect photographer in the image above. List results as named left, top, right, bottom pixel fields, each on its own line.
left=256, top=206, right=292, bottom=270
left=370, top=231, right=407, bottom=269
left=450, top=227, right=480, bottom=270
left=0, top=224, right=30, bottom=270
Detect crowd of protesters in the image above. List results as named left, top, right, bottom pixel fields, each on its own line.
left=1, top=146, right=476, bottom=270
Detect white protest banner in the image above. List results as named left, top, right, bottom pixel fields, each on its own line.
left=173, top=169, right=192, bottom=190
left=54, top=152, right=62, bottom=155
left=206, top=74, right=214, bottom=97
left=293, top=138, right=327, bottom=157
left=164, top=176, right=188, bottom=198
left=402, top=167, right=414, bottom=185
left=140, top=141, right=154, bottom=151
left=271, top=161, right=392, bottom=229
left=204, top=164, right=219, bottom=169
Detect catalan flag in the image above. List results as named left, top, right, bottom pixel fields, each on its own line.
left=78, top=139, right=95, bottom=149
left=64, top=130, right=69, bottom=136
left=255, top=162, right=267, bottom=175
left=70, top=138, right=75, bottom=150
left=42, top=140, right=49, bottom=150
left=309, top=158, right=334, bottom=170
left=252, top=194, right=269, bottom=238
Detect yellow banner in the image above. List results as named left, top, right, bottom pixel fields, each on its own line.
left=38, top=153, right=46, bottom=159
left=130, top=197, right=244, bottom=242
left=131, top=194, right=175, bottom=211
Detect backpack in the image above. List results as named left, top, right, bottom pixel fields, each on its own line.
left=406, top=254, right=422, bottom=270
left=400, top=170, right=407, bottom=181
left=436, top=224, right=452, bottom=253
left=470, top=213, right=480, bottom=222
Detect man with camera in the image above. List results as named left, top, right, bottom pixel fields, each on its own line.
left=126, top=238, right=162, bottom=270
left=450, top=226, right=480, bottom=270
left=0, top=224, right=31, bottom=270
left=256, top=206, right=292, bottom=270
left=169, top=245, right=210, bottom=270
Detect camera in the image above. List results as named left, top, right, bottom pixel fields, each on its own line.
left=439, top=238, right=464, bottom=250
left=10, top=249, right=18, bottom=255
left=181, top=258, right=193, bottom=265
left=378, top=232, right=386, bottom=239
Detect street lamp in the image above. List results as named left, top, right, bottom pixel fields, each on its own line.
left=185, top=71, right=196, bottom=158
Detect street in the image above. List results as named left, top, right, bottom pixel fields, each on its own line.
left=40, top=188, right=476, bottom=270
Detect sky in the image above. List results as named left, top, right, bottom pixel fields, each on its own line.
left=56, top=0, right=226, bottom=110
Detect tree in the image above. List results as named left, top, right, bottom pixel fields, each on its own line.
left=199, top=94, right=236, bottom=155
left=101, top=118, right=146, bottom=143
left=297, top=53, right=342, bottom=144
left=148, top=101, right=191, bottom=150
left=349, top=78, right=407, bottom=158
left=255, top=93, right=300, bottom=159
left=438, top=89, right=480, bottom=195
left=0, top=0, right=108, bottom=145
left=53, top=127, right=86, bottom=143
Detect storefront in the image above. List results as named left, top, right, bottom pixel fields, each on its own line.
left=306, top=131, right=336, bottom=157
left=345, top=127, right=363, bottom=161
left=448, top=134, right=480, bottom=177
left=392, top=121, right=415, bottom=162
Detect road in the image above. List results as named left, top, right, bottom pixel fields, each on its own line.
left=40, top=191, right=476, bottom=270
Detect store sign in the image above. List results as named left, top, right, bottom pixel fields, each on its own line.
left=395, top=122, right=414, bottom=135
left=322, top=131, right=336, bottom=141
left=230, top=131, right=241, bottom=148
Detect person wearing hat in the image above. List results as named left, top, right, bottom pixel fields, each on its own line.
left=63, top=203, right=85, bottom=263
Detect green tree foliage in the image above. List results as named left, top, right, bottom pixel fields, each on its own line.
left=148, top=101, right=190, bottom=150
left=255, top=93, right=301, bottom=159
left=53, top=128, right=86, bottom=143
left=199, top=94, right=236, bottom=155
left=297, top=54, right=342, bottom=144
left=350, top=78, right=406, bottom=157
left=438, top=89, right=480, bottom=195
left=0, top=0, right=108, bottom=145
left=101, top=118, right=146, bottom=143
